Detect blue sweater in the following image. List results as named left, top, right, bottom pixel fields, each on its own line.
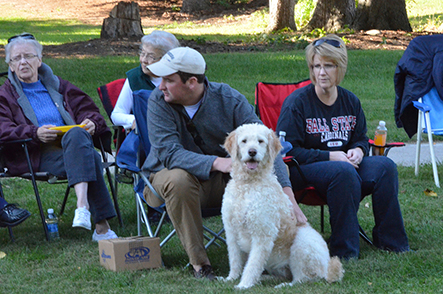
left=21, top=80, right=65, bottom=127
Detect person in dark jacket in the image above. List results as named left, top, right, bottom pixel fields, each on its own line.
left=0, top=33, right=117, bottom=241
left=394, top=34, right=443, bottom=138
left=143, top=47, right=307, bottom=280
left=277, top=34, right=410, bottom=260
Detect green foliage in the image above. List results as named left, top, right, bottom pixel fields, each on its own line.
left=0, top=18, right=98, bottom=45
left=294, top=0, right=317, bottom=29
left=306, top=27, right=328, bottom=38
left=171, top=5, right=181, bottom=12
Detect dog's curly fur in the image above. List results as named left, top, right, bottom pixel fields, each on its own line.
left=222, top=123, right=344, bottom=289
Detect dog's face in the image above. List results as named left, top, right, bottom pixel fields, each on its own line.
left=224, top=123, right=281, bottom=173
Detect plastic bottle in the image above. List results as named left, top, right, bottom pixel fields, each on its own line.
left=374, top=121, right=387, bottom=156
left=279, top=131, right=287, bottom=157
left=45, top=208, right=60, bottom=241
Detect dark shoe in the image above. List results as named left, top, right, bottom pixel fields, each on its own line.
left=193, top=265, right=216, bottom=281
left=0, top=204, right=31, bottom=227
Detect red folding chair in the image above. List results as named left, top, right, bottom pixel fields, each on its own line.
left=97, top=78, right=126, bottom=151
left=255, top=80, right=373, bottom=245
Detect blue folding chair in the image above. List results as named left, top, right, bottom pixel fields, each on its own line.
left=116, top=89, right=225, bottom=249
left=413, top=87, right=443, bottom=188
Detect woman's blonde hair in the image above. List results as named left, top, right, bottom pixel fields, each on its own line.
left=305, top=34, right=347, bottom=85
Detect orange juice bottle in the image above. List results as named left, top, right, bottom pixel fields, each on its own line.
left=374, top=121, right=387, bottom=147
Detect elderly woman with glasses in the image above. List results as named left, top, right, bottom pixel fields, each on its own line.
left=276, top=34, right=410, bottom=260
left=0, top=33, right=118, bottom=241
left=110, top=30, right=180, bottom=130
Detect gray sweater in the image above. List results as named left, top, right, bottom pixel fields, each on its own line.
left=143, top=80, right=291, bottom=188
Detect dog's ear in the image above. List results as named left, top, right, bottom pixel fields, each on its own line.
left=224, top=130, right=237, bottom=158
left=268, top=130, right=281, bottom=161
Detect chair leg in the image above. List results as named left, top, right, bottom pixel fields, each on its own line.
left=0, top=184, right=15, bottom=242
left=104, top=163, right=123, bottom=227
left=203, top=227, right=226, bottom=249
left=7, top=226, right=15, bottom=242
left=22, top=143, right=50, bottom=241
left=135, top=192, right=154, bottom=237
left=359, top=225, right=373, bottom=246
left=415, top=109, right=423, bottom=177
left=320, top=205, right=325, bottom=233
left=59, top=185, right=71, bottom=216
left=160, top=229, right=176, bottom=248
left=425, top=112, right=440, bottom=188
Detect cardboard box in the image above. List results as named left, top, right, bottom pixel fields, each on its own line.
left=99, top=236, right=161, bottom=272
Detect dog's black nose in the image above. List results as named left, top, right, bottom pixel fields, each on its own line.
left=248, top=149, right=257, bottom=157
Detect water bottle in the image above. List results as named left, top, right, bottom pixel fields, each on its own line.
left=45, top=208, right=60, bottom=241
left=373, top=121, right=387, bottom=155
left=279, top=131, right=287, bottom=157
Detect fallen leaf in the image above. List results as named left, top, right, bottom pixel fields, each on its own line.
left=424, top=188, right=438, bottom=197
left=0, top=251, right=6, bottom=259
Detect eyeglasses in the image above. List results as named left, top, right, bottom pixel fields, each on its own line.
left=9, top=54, right=38, bottom=63
left=312, top=64, right=338, bottom=72
left=140, top=51, right=161, bottom=62
left=7, top=33, right=36, bottom=44
left=312, top=38, right=341, bottom=48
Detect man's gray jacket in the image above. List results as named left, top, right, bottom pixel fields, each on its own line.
left=142, top=80, right=291, bottom=188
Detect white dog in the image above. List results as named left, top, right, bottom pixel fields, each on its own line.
left=222, top=123, right=343, bottom=289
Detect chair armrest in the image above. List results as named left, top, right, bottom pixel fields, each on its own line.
left=0, top=138, right=33, bottom=145
left=368, top=139, right=405, bottom=148
left=283, top=156, right=309, bottom=184
left=412, top=100, right=431, bottom=112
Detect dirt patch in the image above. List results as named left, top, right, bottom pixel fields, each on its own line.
left=1, top=0, right=439, bottom=58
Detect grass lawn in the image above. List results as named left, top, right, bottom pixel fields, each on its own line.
left=1, top=0, right=443, bottom=293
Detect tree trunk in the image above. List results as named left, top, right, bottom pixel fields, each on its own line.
left=266, top=0, right=297, bottom=33
left=305, top=0, right=355, bottom=32
left=353, top=0, right=412, bottom=31
left=182, top=0, right=211, bottom=13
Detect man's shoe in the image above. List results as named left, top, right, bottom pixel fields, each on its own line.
left=72, top=207, right=92, bottom=230
left=0, top=204, right=31, bottom=227
left=92, top=229, right=118, bottom=242
left=193, top=265, right=216, bottom=281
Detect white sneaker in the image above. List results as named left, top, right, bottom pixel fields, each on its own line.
left=72, top=207, right=91, bottom=230
left=92, top=229, right=118, bottom=242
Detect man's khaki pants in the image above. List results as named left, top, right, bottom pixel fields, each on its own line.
left=143, top=168, right=226, bottom=266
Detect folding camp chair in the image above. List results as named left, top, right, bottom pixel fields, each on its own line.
left=413, top=87, right=443, bottom=188
left=116, top=89, right=225, bottom=251
left=255, top=80, right=374, bottom=245
left=0, top=134, right=121, bottom=240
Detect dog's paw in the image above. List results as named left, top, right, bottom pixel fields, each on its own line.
left=275, top=282, right=294, bottom=289
left=235, top=283, right=254, bottom=290
left=217, top=276, right=231, bottom=282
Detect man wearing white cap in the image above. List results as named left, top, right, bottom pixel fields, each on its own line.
left=142, top=47, right=307, bottom=280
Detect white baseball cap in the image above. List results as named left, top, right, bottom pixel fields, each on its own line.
left=147, top=47, right=206, bottom=77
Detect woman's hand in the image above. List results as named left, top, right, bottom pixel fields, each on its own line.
left=37, top=125, right=60, bottom=143
left=347, top=148, right=364, bottom=167
left=329, top=150, right=359, bottom=168
left=81, top=119, right=96, bottom=135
